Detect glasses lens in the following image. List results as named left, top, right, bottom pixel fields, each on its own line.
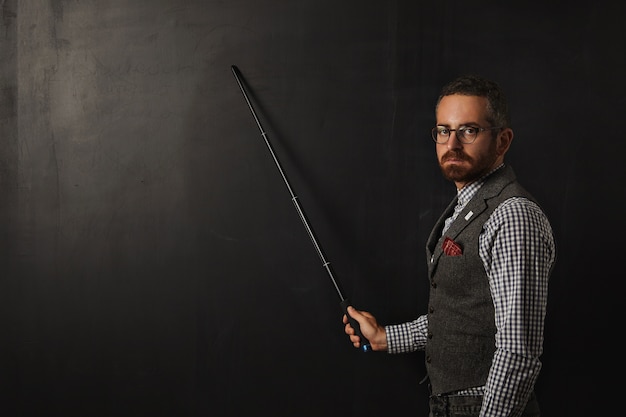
left=458, top=127, right=472, bottom=143
left=432, top=127, right=446, bottom=143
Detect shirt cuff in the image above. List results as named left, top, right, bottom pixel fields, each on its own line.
left=385, top=316, right=427, bottom=354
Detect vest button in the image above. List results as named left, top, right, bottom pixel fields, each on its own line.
left=426, top=355, right=431, bottom=363
left=428, top=332, right=433, bottom=339
left=429, top=306, right=434, bottom=313
left=431, top=281, right=437, bottom=288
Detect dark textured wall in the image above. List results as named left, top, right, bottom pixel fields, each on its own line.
left=1, top=1, right=623, bottom=416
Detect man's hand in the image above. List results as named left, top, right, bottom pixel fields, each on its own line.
left=343, top=306, right=388, bottom=352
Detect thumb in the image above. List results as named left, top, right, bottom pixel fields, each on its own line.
left=347, top=306, right=363, bottom=322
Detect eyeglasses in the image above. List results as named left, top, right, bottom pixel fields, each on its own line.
left=431, top=125, right=502, bottom=144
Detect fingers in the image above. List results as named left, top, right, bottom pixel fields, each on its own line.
left=344, top=321, right=354, bottom=333
left=344, top=323, right=362, bottom=347
left=344, top=306, right=369, bottom=330
left=343, top=310, right=359, bottom=341
left=343, top=307, right=365, bottom=339
left=343, top=306, right=374, bottom=348
left=342, top=306, right=386, bottom=351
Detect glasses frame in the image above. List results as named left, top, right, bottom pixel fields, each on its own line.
left=431, top=125, right=502, bottom=144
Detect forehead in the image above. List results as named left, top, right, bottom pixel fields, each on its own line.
left=436, top=94, right=489, bottom=124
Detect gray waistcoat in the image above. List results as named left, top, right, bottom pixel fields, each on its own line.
left=424, top=165, right=535, bottom=395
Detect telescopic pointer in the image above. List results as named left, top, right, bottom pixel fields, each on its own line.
left=231, top=65, right=371, bottom=352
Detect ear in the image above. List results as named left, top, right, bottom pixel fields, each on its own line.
left=496, top=128, right=513, bottom=156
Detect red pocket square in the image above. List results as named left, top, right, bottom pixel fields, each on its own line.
left=442, top=237, right=462, bottom=256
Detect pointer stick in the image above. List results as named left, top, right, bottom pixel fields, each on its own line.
left=231, top=65, right=371, bottom=352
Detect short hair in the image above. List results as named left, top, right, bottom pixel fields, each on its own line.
left=436, top=75, right=511, bottom=128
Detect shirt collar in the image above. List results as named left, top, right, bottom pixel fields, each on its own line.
left=456, top=163, right=505, bottom=206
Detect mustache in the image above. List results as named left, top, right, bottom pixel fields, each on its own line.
left=441, top=150, right=470, bottom=163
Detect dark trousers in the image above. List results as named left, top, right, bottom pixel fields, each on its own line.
left=428, top=391, right=540, bottom=417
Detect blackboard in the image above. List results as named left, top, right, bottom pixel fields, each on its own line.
left=1, top=1, right=624, bottom=416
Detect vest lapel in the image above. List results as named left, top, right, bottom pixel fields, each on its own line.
left=427, top=165, right=518, bottom=269
left=427, top=196, right=458, bottom=255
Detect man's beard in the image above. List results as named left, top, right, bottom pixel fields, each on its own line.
left=439, top=150, right=497, bottom=184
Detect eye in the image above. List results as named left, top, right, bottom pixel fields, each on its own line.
left=437, top=127, right=450, bottom=135
left=460, top=126, right=478, bottom=136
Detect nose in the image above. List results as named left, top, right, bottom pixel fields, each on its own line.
left=446, top=130, right=463, bottom=149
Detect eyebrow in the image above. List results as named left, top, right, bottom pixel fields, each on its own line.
left=436, top=123, right=481, bottom=127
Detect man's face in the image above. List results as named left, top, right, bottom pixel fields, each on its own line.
left=435, top=94, right=504, bottom=189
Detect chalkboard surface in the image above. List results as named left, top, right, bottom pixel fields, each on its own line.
left=1, top=1, right=623, bottom=416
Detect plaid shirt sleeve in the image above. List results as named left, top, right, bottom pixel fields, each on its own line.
left=385, top=314, right=428, bottom=354
left=479, top=197, right=556, bottom=417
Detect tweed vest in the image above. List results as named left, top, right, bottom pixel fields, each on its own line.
left=424, top=165, right=536, bottom=395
